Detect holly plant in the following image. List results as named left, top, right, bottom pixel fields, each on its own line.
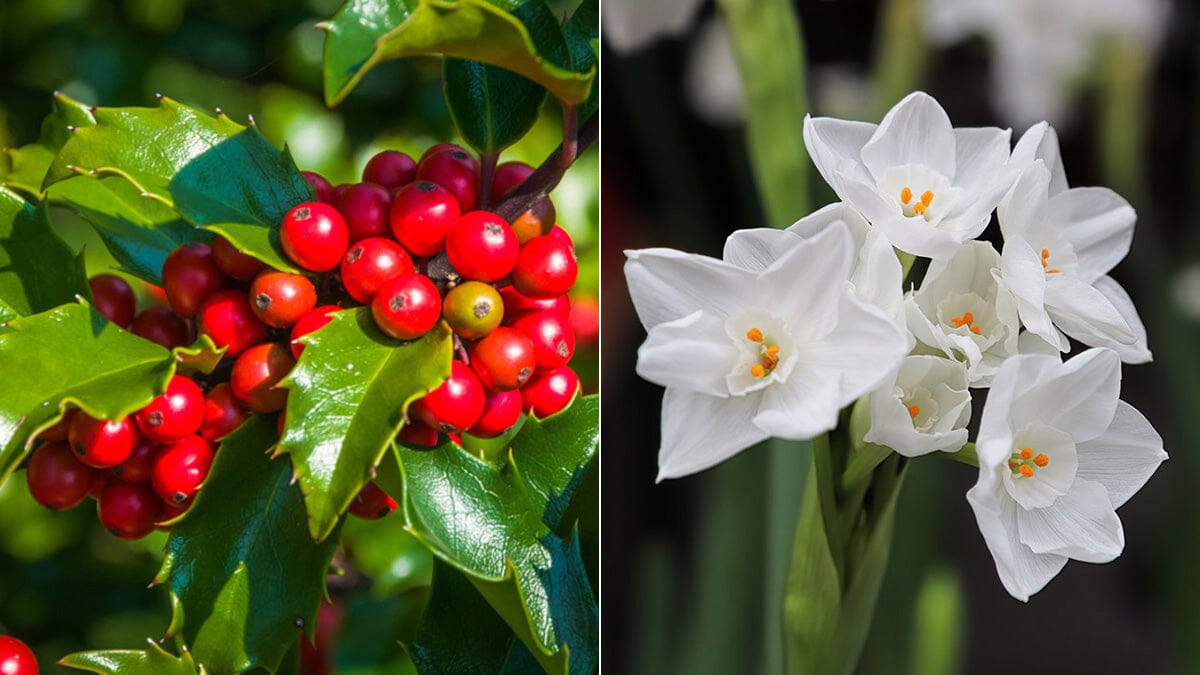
left=0, top=1, right=598, bottom=673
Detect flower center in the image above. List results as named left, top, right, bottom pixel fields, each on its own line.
left=1040, top=248, right=1061, bottom=275
left=745, top=327, right=781, bottom=378
left=900, top=386, right=940, bottom=432
left=949, top=311, right=982, bottom=335
left=900, top=186, right=935, bottom=218
left=1008, top=446, right=1050, bottom=478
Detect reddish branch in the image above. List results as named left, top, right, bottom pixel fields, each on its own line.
left=495, top=111, right=597, bottom=223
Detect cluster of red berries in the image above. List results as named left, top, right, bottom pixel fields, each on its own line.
left=20, top=143, right=584, bottom=537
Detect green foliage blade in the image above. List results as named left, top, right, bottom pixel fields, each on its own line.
left=443, top=58, right=546, bottom=156
left=561, top=0, right=599, bottom=119
left=509, top=394, right=598, bottom=531
left=0, top=187, right=88, bottom=318
left=405, top=560, right=518, bottom=674
left=2, top=92, right=96, bottom=197
left=58, top=640, right=199, bottom=675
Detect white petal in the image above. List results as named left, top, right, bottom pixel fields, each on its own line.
left=1009, top=347, right=1122, bottom=443
left=968, top=478, right=1068, bottom=602
left=998, top=161, right=1052, bottom=240
left=785, top=202, right=867, bottom=241
left=953, top=126, right=1013, bottom=192
left=865, top=356, right=970, bottom=457
left=977, top=353, right=1064, bottom=467
left=753, top=365, right=841, bottom=440
left=1010, top=122, right=1069, bottom=195
left=860, top=92, right=958, bottom=181
left=1045, top=275, right=1138, bottom=348
left=1076, top=400, right=1167, bottom=508
left=721, top=227, right=801, bottom=272
left=1001, top=237, right=1067, bottom=351
left=1065, top=276, right=1152, bottom=364
left=637, top=311, right=739, bottom=396
left=802, top=116, right=877, bottom=199
left=851, top=226, right=905, bottom=318
left=624, top=248, right=755, bottom=329
left=601, top=0, right=706, bottom=52
left=802, top=294, right=910, bottom=401
left=858, top=204, right=964, bottom=259
left=1017, top=330, right=1065, bottom=357
left=1045, top=187, right=1135, bottom=282
left=757, top=222, right=855, bottom=339
left=656, top=388, right=769, bottom=481
left=1016, top=479, right=1124, bottom=563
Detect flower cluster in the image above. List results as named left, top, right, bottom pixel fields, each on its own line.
left=624, top=92, right=1166, bottom=600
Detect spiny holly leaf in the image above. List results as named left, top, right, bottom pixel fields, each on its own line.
left=510, top=394, right=598, bottom=530
left=0, top=302, right=174, bottom=484
left=444, top=58, right=546, bottom=157
left=157, top=414, right=341, bottom=674
left=562, top=0, right=598, bottom=119
left=59, top=640, right=199, bottom=675
left=1, top=92, right=95, bottom=197
left=321, top=0, right=595, bottom=107
left=405, top=561, right=519, bottom=674
left=279, top=307, right=452, bottom=542
left=172, top=334, right=226, bottom=376
left=0, top=187, right=88, bottom=321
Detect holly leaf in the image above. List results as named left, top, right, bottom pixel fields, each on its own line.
left=0, top=302, right=174, bottom=484
left=172, top=334, right=226, bottom=376
left=1, top=91, right=96, bottom=197
left=0, top=187, right=88, bottom=321
left=509, top=394, right=598, bottom=531
left=405, top=561, right=519, bottom=674
left=444, top=58, right=546, bottom=157
left=321, top=0, right=595, bottom=107
left=157, top=414, right=341, bottom=674
left=59, top=640, right=199, bottom=675
left=279, top=308, right=452, bottom=542
left=562, top=0, right=598, bottom=119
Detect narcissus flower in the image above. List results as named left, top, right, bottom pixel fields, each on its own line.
left=625, top=224, right=909, bottom=480
left=803, top=91, right=1017, bottom=259
left=864, top=355, right=970, bottom=457
left=967, top=348, right=1166, bottom=601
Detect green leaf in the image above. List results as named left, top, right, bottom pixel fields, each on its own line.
left=0, top=187, right=88, bottom=319
left=59, top=640, right=199, bottom=675
left=172, top=334, right=227, bottom=376
left=342, top=511, right=434, bottom=597
left=0, top=302, right=174, bottom=484
left=562, top=0, right=599, bottom=120
left=2, top=92, right=96, bottom=197
left=444, top=58, right=546, bottom=156
left=157, top=415, right=342, bottom=674
left=279, top=308, right=453, bottom=542
left=406, top=561, right=517, bottom=674
left=320, top=0, right=595, bottom=107
left=509, top=394, right=598, bottom=531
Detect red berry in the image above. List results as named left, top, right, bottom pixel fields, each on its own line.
left=468, top=389, right=523, bottom=438
left=38, top=408, right=77, bottom=442
left=88, top=471, right=109, bottom=500
left=569, top=294, right=599, bottom=345
left=397, top=418, right=439, bottom=447
left=491, top=162, right=556, bottom=243
left=281, top=202, right=349, bottom=272
left=419, top=143, right=462, bottom=163
left=0, top=636, right=37, bottom=675
left=371, top=273, right=441, bottom=340
left=200, top=382, right=250, bottom=442
left=197, top=289, right=269, bottom=357
left=211, top=234, right=266, bottom=281
left=469, top=327, right=536, bottom=391
left=416, top=148, right=479, bottom=211
left=348, top=481, right=397, bottom=519
left=363, top=150, right=417, bottom=190
left=151, top=435, right=215, bottom=506
left=135, top=375, right=205, bottom=443
left=162, top=243, right=227, bottom=318
left=490, top=161, right=534, bottom=204
left=302, top=171, right=335, bottom=204
left=521, top=367, right=579, bottom=418
left=230, top=343, right=295, bottom=413
left=332, top=184, right=351, bottom=203
left=26, top=441, right=93, bottom=510
left=389, top=181, right=460, bottom=256
left=290, top=305, right=341, bottom=359
left=512, top=235, right=577, bottom=298
left=89, top=274, right=136, bottom=327
left=250, top=271, right=317, bottom=328
left=340, top=238, right=414, bottom=304
left=412, top=361, right=485, bottom=433
left=338, top=183, right=393, bottom=242
left=445, top=211, right=519, bottom=282
left=511, top=310, right=575, bottom=372
left=98, top=481, right=162, bottom=539
left=68, top=414, right=139, bottom=469
left=160, top=501, right=188, bottom=524
left=111, top=437, right=159, bottom=484
left=547, top=224, right=575, bottom=250
left=499, top=286, right=570, bottom=321
left=131, top=306, right=191, bottom=350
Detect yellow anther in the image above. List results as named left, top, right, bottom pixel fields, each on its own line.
left=1046, top=268, right=1060, bottom=275
left=766, top=345, right=780, bottom=357
left=912, top=202, right=928, bottom=216
left=901, top=187, right=913, bottom=205
left=750, top=364, right=766, bottom=378
left=1019, top=465, right=1035, bottom=478
left=1020, top=447, right=1033, bottom=460
left=1042, top=248, right=1051, bottom=260
left=1033, top=453, right=1049, bottom=467
left=907, top=405, right=921, bottom=419
left=971, top=325, right=981, bottom=335
left=746, top=327, right=763, bottom=342
left=951, top=312, right=977, bottom=331
left=920, top=190, right=935, bottom=207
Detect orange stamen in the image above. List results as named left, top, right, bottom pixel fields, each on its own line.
left=766, top=345, right=780, bottom=357
left=901, top=187, right=913, bottom=204
left=912, top=202, right=927, bottom=216
left=971, top=325, right=981, bottom=335
left=750, top=365, right=766, bottom=378
left=746, top=327, right=763, bottom=342
left=921, top=190, right=934, bottom=207
left=1019, top=465, right=1035, bottom=478
left=1020, top=447, right=1033, bottom=460
left=907, top=405, right=921, bottom=419
left=1033, top=453, right=1049, bottom=467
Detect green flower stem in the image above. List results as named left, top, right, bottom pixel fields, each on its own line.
left=941, top=442, right=978, bottom=468
left=870, top=0, right=928, bottom=119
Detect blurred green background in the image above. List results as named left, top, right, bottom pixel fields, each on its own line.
left=0, top=1, right=598, bottom=672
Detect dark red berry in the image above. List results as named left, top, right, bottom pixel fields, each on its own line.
left=412, top=361, right=485, bottom=433
left=162, top=243, right=227, bottom=318
left=290, top=305, right=341, bottom=359
left=511, top=310, right=575, bottom=372
left=88, top=470, right=109, bottom=500
left=397, top=418, right=439, bottom=447
left=197, top=289, right=269, bottom=357
left=521, top=366, right=579, bottom=418
left=89, top=274, right=136, bottom=327
left=332, top=183, right=351, bottom=203
left=200, top=382, right=250, bottom=442
left=371, top=273, right=441, bottom=340
left=38, top=408, right=77, bottom=442
left=512, top=235, right=577, bottom=298
left=340, top=238, right=414, bottom=304
left=26, top=441, right=93, bottom=510
left=499, top=286, right=570, bottom=322
left=348, top=481, right=397, bottom=519
left=250, top=271, right=317, bottom=328
left=569, top=294, right=599, bottom=345
left=442, top=281, right=503, bottom=340
left=211, top=234, right=266, bottom=281
left=363, top=150, right=417, bottom=189
left=131, top=306, right=191, bottom=350
left=338, top=182, right=393, bottom=242
left=468, top=389, right=523, bottom=438
left=230, top=343, right=295, bottom=413
left=160, top=501, right=188, bottom=525
left=490, top=161, right=534, bottom=204
left=302, top=170, right=335, bottom=204
left=445, top=211, right=519, bottom=282
left=151, top=435, right=215, bottom=506
left=68, top=413, right=139, bottom=469
left=419, top=143, right=462, bottom=163
left=389, top=181, right=460, bottom=256
left=469, top=327, right=536, bottom=391
left=281, top=202, right=349, bottom=272
left=416, top=148, right=479, bottom=211
left=111, top=437, right=159, bottom=484
left=98, top=481, right=162, bottom=539
left=491, top=161, right=556, bottom=243
left=0, top=636, right=37, bottom=675
left=135, top=375, right=205, bottom=443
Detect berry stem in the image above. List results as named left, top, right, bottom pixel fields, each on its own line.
left=478, top=151, right=499, bottom=210
left=494, top=111, right=597, bottom=222
left=558, top=104, right=578, bottom=170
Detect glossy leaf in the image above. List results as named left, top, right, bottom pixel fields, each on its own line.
left=59, top=640, right=198, bottom=675
left=0, top=302, right=174, bottom=484
left=320, top=0, right=595, bottom=107
left=1, top=92, right=96, bottom=197
left=562, top=0, right=598, bottom=120
left=406, top=561, right=518, bottom=674
left=509, top=394, right=598, bottom=531
left=279, top=308, right=453, bottom=542
left=157, top=414, right=341, bottom=674
left=444, top=58, right=546, bottom=156
left=341, top=512, right=434, bottom=597
left=172, top=334, right=226, bottom=376
left=0, top=187, right=88, bottom=320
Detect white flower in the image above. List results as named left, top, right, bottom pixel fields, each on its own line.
left=998, top=159, right=1151, bottom=363
left=723, top=203, right=904, bottom=319
left=601, top=0, right=704, bottom=53
left=967, top=348, right=1166, bottom=601
left=625, top=224, right=910, bottom=481
left=905, top=240, right=1021, bottom=385
left=864, top=355, right=970, bottom=457
left=803, top=91, right=1017, bottom=259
